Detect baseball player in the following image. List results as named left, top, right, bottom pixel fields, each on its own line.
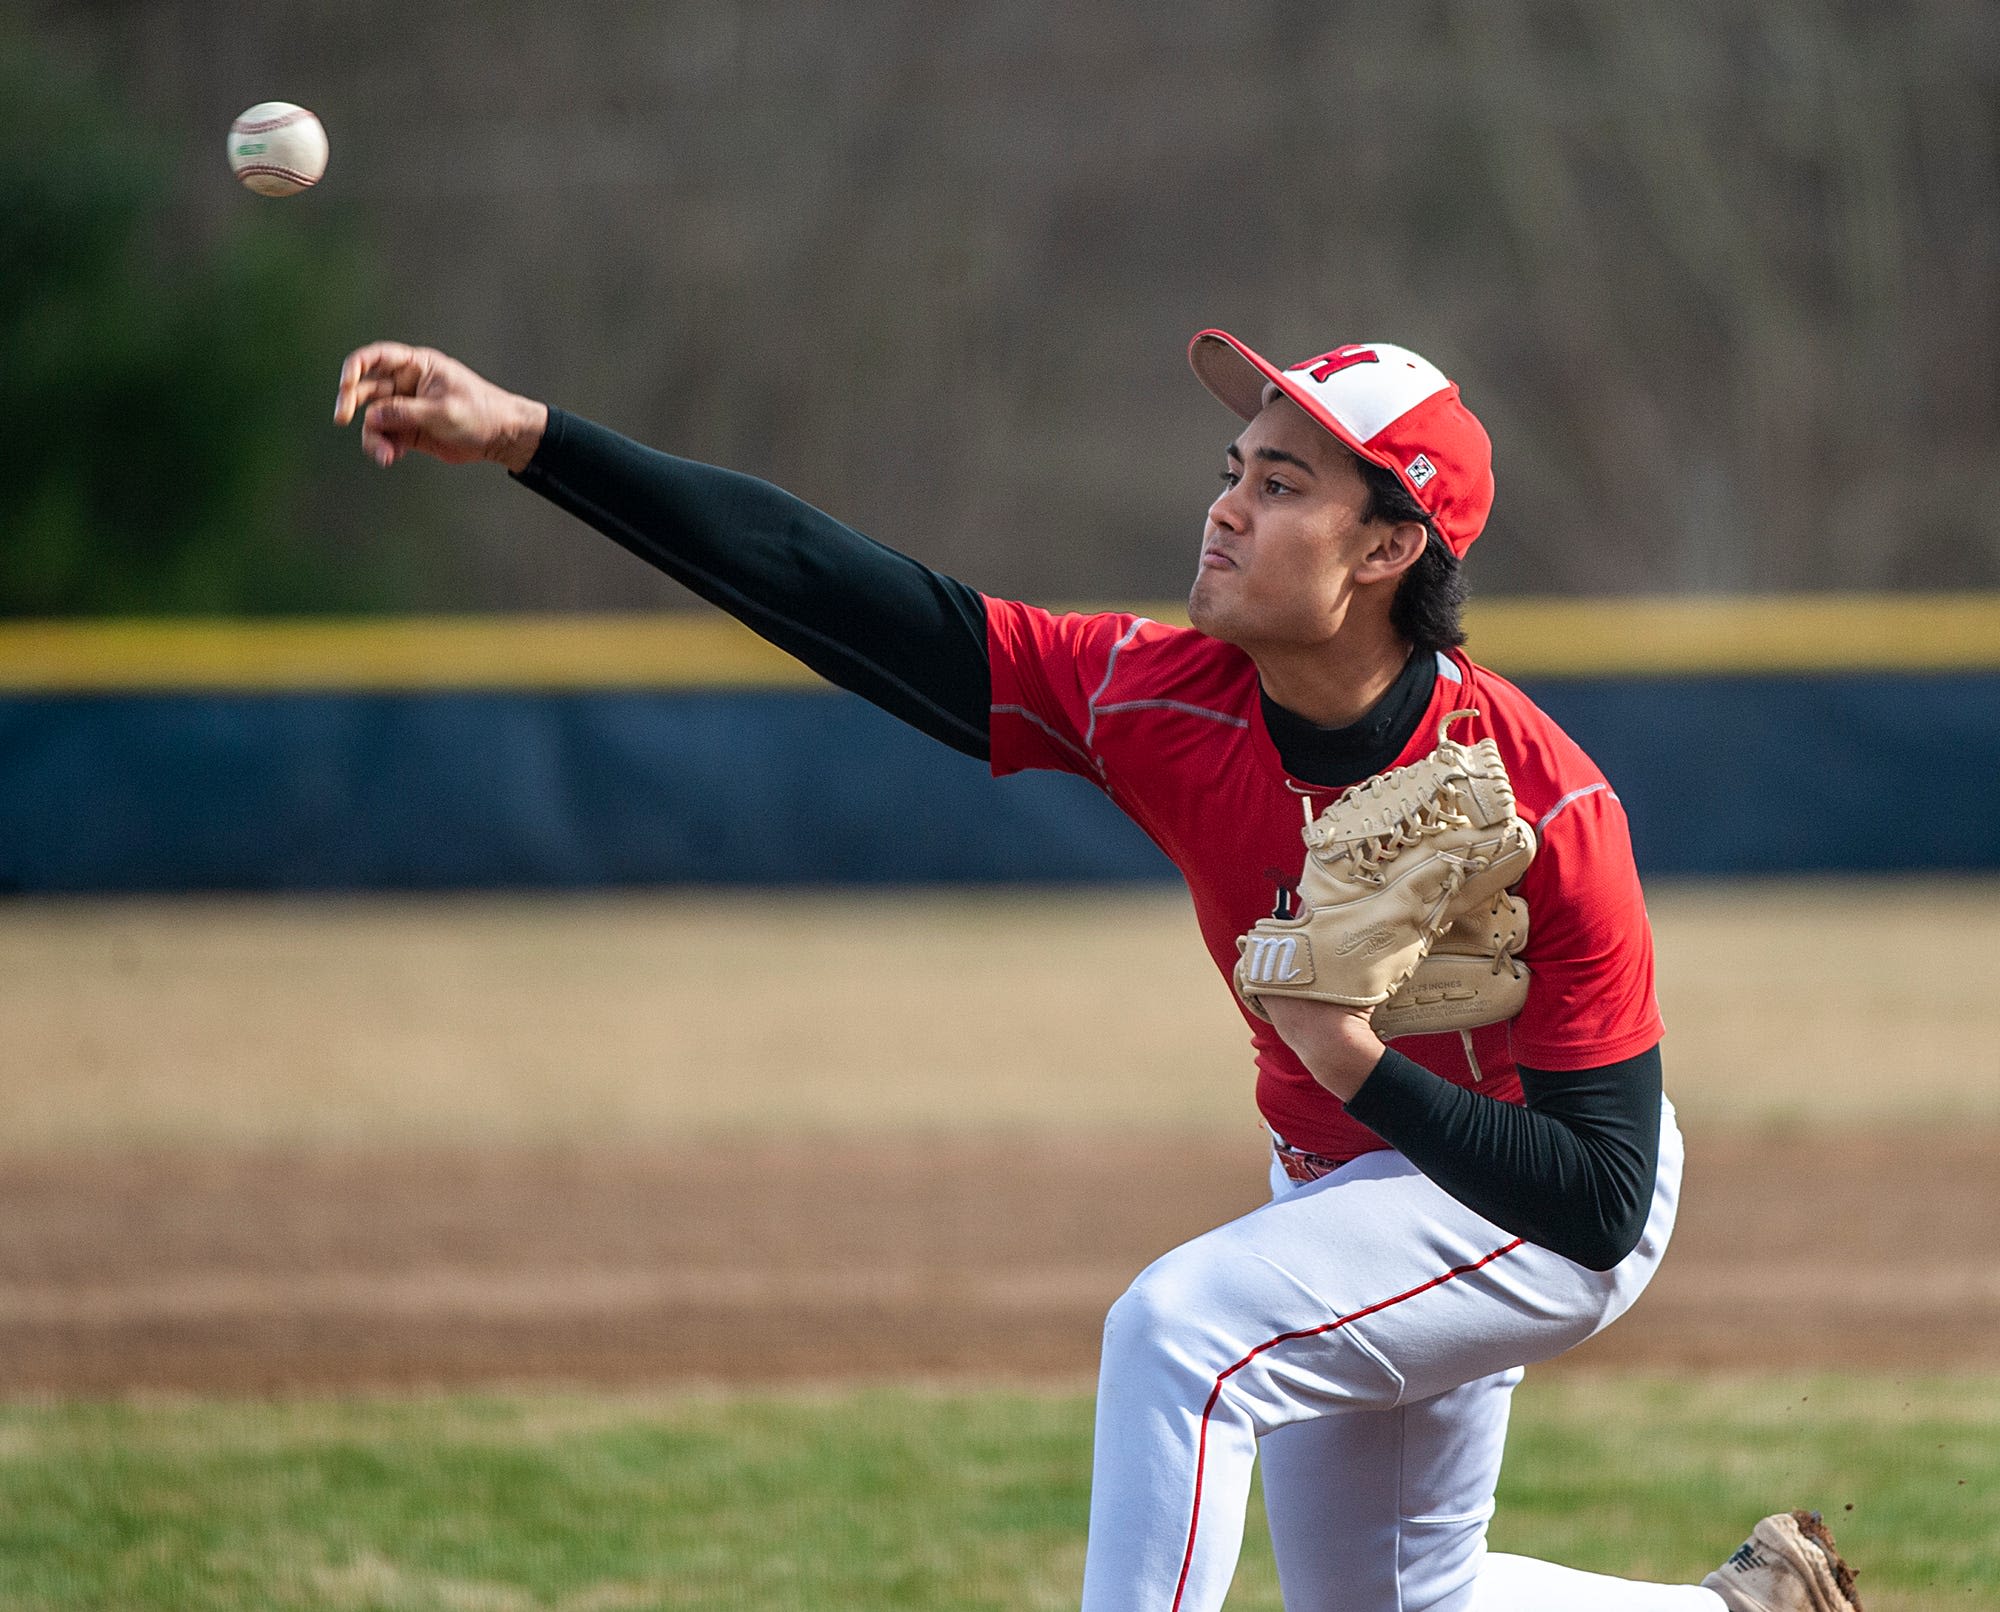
left=335, top=334, right=1864, bottom=1612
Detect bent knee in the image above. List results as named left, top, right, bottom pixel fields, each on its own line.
left=1106, top=1250, right=1203, bottom=1336
left=1101, top=1246, right=1233, bottom=1365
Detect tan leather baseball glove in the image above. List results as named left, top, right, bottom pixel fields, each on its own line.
left=1235, top=709, right=1536, bottom=1022
left=1372, top=890, right=1531, bottom=1040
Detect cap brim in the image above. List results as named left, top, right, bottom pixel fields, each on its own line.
left=1188, top=328, right=1389, bottom=474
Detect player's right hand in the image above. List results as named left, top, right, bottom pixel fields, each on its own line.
left=334, top=343, right=549, bottom=474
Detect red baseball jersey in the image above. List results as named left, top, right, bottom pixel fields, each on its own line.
left=985, top=598, right=1664, bottom=1163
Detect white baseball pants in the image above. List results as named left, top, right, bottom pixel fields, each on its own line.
left=1081, top=1097, right=1726, bottom=1611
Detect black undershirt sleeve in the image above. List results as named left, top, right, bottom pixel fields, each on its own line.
left=1343, top=1043, right=1664, bottom=1269
left=512, top=407, right=993, bottom=759
left=508, top=407, right=1662, bottom=1269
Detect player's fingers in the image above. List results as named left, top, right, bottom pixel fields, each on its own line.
left=363, top=395, right=446, bottom=431
left=357, top=416, right=395, bottom=467
left=336, top=343, right=395, bottom=423
left=335, top=375, right=395, bottom=427
left=360, top=395, right=445, bottom=466
left=334, top=341, right=422, bottom=424
left=360, top=421, right=419, bottom=469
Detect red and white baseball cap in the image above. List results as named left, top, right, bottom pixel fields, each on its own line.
left=1188, top=331, right=1494, bottom=557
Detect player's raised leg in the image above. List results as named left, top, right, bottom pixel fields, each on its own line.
left=1078, top=1114, right=1685, bottom=1612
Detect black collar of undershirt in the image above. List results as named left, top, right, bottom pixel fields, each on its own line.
left=1260, top=646, right=1438, bottom=790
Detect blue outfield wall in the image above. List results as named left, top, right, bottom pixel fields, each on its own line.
left=0, top=691, right=1160, bottom=892
left=1, top=671, right=1996, bottom=892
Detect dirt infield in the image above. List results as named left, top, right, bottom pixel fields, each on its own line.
left=4, top=1126, right=1996, bottom=1394
left=6, top=882, right=1998, bottom=1150
left=4, top=884, right=1996, bottom=1394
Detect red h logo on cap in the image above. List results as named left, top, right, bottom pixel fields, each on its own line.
left=1296, top=347, right=1380, bottom=384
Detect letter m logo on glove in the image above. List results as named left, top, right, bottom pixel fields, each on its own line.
left=1243, top=933, right=1312, bottom=986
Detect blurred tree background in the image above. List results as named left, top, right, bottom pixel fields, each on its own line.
left=8, top=0, right=1998, bottom=614
left=0, top=21, right=419, bottom=615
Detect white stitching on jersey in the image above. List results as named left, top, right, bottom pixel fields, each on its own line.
left=1536, top=781, right=1609, bottom=835
left=1011, top=617, right=1249, bottom=768
left=1092, top=698, right=1250, bottom=729
left=990, top=703, right=1098, bottom=770
left=1083, top=618, right=1153, bottom=748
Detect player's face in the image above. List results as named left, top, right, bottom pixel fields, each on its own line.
left=1188, top=396, right=1385, bottom=651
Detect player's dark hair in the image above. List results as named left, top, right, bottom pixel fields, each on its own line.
left=1357, top=458, right=1469, bottom=653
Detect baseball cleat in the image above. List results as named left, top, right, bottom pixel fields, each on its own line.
left=1702, top=1510, right=1863, bottom=1612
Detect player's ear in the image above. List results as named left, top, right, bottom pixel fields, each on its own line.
left=1354, top=519, right=1428, bottom=585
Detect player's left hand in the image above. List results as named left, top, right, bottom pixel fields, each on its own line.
left=1264, top=996, right=1384, bottom=1101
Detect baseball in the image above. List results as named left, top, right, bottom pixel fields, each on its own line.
left=227, top=102, right=328, bottom=196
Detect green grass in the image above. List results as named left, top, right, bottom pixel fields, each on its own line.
left=0, top=1375, right=1992, bottom=1610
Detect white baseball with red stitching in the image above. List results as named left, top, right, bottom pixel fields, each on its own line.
left=227, top=102, right=328, bottom=197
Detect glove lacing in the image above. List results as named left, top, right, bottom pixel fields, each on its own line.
left=1306, top=783, right=1478, bottom=874
left=1300, top=710, right=1491, bottom=887
left=1476, top=896, right=1529, bottom=978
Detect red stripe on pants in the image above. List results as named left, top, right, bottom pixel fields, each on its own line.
left=1168, top=1238, right=1526, bottom=1612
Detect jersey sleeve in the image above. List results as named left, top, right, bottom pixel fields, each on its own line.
left=984, top=597, right=1135, bottom=781
left=1508, top=783, right=1665, bottom=1070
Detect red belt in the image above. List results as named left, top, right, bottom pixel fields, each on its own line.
left=1271, top=1135, right=1347, bottom=1184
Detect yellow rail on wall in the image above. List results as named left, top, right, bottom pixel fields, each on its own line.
left=0, top=595, right=1994, bottom=692
left=1462, top=594, right=2000, bottom=677
left=0, top=615, right=812, bottom=692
